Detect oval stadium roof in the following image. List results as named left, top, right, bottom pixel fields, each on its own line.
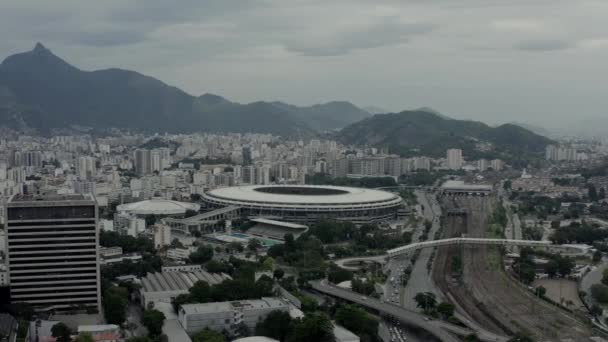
left=117, top=199, right=200, bottom=215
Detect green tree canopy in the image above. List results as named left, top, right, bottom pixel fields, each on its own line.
left=255, top=310, right=293, bottom=342
left=288, top=312, right=335, bottom=342
left=189, top=245, right=214, bottom=264
left=142, top=309, right=166, bottom=337
left=413, top=292, right=437, bottom=313
left=51, top=323, right=72, bottom=342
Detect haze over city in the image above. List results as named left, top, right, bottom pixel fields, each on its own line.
left=3, top=2, right=608, bottom=342
left=1, top=0, right=608, bottom=131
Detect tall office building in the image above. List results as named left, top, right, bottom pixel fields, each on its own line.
left=446, top=149, right=463, bottom=170
left=134, top=149, right=152, bottom=175
left=5, top=194, right=101, bottom=312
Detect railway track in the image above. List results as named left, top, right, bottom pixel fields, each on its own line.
left=432, top=196, right=595, bottom=341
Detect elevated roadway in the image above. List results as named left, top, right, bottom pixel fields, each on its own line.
left=310, top=280, right=508, bottom=342
left=334, top=237, right=588, bottom=269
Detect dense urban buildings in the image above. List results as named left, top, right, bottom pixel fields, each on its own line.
left=4, top=194, right=101, bottom=312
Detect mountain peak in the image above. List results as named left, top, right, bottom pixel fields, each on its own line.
left=33, top=42, right=47, bottom=52
left=199, top=93, right=231, bottom=106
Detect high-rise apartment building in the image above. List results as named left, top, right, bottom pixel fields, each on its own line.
left=77, top=156, right=97, bottom=180
left=5, top=194, right=101, bottom=312
left=446, top=149, right=463, bottom=170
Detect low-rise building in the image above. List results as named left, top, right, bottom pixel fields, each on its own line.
left=139, top=270, right=231, bottom=307
left=178, top=297, right=288, bottom=335
left=77, top=325, right=121, bottom=342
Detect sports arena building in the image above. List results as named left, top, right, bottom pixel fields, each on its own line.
left=201, top=185, right=403, bottom=224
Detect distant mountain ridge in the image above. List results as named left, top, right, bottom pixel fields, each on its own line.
left=0, top=43, right=369, bottom=135
left=338, top=110, right=554, bottom=159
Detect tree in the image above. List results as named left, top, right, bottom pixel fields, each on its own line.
left=532, top=286, right=546, bottom=298
left=103, top=287, right=128, bottom=325
left=288, top=312, right=335, bottom=342
left=602, top=269, right=608, bottom=286
left=192, top=328, right=226, bottom=342
left=273, top=269, right=285, bottom=280
left=334, top=305, right=378, bottom=341
left=227, top=241, right=245, bottom=253
left=436, top=302, right=455, bottom=319
left=189, top=281, right=212, bottom=303
left=74, top=332, right=95, bottom=342
left=262, top=257, right=275, bottom=271
left=413, top=292, right=437, bottom=313
left=600, top=187, right=606, bottom=200
left=189, top=245, right=214, bottom=264
left=172, top=294, right=192, bottom=313
left=327, top=264, right=353, bottom=284
left=503, top=180, right=512, bottom=191
left=284, top=234, right=295, bottom=250
left=594, top=250, right=603, bottom=263
left=143, top=309, right=166, bottom=337
left=589, top=184, right=599, bottom=202
left=590, top=304, right=603, bottom=317
left=591, top=284, right=608, bottom=303
left=248, top=238, right=262, bottom=252
left=51, top=323, right=72, bottom=342
left=255, top=310, right=293, bottom=342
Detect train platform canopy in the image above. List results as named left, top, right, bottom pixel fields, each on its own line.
left=248, top=218, right=309, bottom=240
left=440, top=180, right=492, bottom=193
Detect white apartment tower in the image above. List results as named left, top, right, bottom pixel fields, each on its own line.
left=446, top=149, right=463, bottom=170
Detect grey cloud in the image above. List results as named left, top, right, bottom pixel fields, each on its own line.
left=286, top=21, right=435, bottom=56
left=68, top=30, right=147, bottom=47
left=514, top=39, right=573, bottom=51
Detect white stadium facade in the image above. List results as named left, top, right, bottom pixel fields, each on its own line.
left=201, top=185, right=403, bottom=224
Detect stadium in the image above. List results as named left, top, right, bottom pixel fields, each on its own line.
left=201, top=185, right=403, bottom=224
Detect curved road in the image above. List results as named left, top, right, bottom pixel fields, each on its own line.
left=310, top=280, right=508, bottom=342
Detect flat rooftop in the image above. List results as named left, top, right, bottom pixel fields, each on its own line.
left=7, top=193, right=96, bottom=207
left=250, top=218, right=308, bottom=229
left=441, top=180, right=492, bottom=191
left=10, top=193, right=91, bottom=202
left=180, top=298, right=286, bottom=315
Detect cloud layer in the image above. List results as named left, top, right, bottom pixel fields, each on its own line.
left=1, top=0, right=607, bottom=129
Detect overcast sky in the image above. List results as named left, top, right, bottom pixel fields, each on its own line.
left=1, top=0, right=607, bottom=129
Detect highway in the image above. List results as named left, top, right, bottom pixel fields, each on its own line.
left=310, top=280, right=508, bottom=342
left=399, top=190, right=442, bottom=310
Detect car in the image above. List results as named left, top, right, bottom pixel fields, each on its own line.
left=361, top=296, right=367, bottom=300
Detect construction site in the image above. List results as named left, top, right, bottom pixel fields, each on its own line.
left=432, top=195, right=596, bottom=341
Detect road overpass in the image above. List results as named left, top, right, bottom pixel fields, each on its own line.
left=310, top=280, right=508, bottom=342
left=334, top=238, right=589, bottom=269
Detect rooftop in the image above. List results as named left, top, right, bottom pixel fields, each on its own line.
left=205, top=185, right=400, bottom=205
left=140, top=271, right=231, bottom=293
left=441, top=180, right=493, bottom=191
left=180, top=297, right=287, bottom=315
left=250, top=218, right=308, bottom=229
left=117, top=199, right=200, bottom=215
left=8, top=193, right=95, bottom=206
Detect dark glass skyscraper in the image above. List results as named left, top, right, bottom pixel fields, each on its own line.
left=5, top=194, right=101, bottom=312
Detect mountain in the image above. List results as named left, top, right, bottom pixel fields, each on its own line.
left=509, top=121, right=553, bottom=138
left=338, top=110, right=554, bottom=159
left=0, top=44, right=323, bottom=136
left=362, top=105, right=389, bottom=114
left=270, top=101, right=370, bottom=131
